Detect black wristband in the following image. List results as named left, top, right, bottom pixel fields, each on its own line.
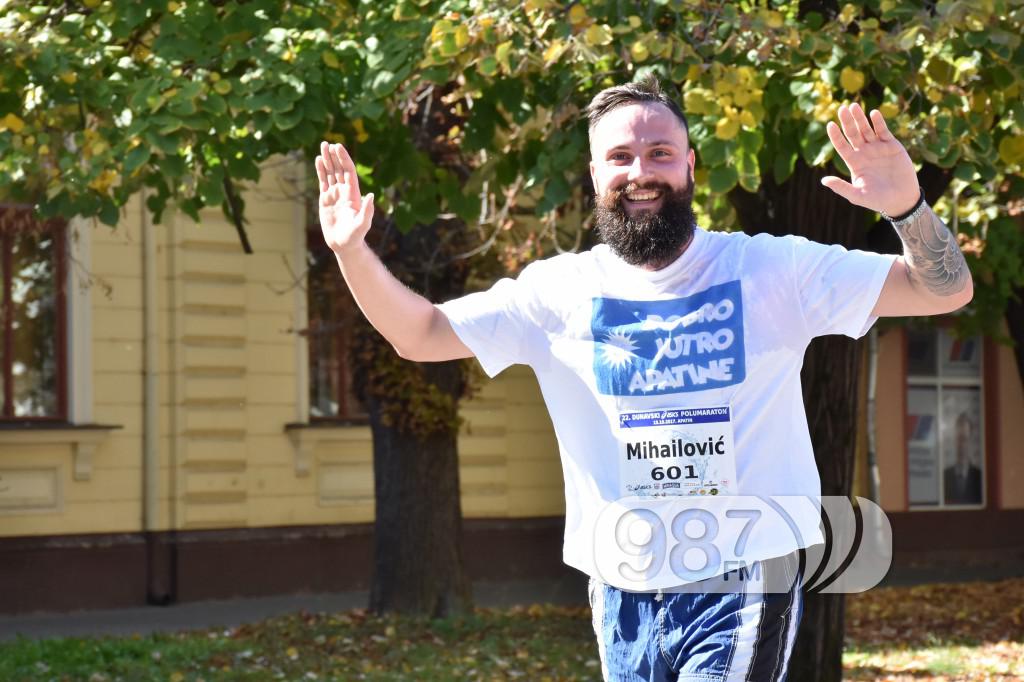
left=881, top=187, right=926, bottom=224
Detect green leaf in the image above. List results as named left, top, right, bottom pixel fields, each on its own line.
left=698, top=137, right=731, bottom=167
left=272, top=105, right=304, bottom=131
left=124, top=145, right=151, bottom=175
left=99, top=198, right=119, bottom=227
left=204, top=94, right=227, bottom=116
left=773, top=150, right=797, bottom=184
left=540, top=174, right=570, bottom=211
left=708, top=165, right=738, bottom=193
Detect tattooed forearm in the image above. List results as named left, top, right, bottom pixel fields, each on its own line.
left=891, top=203, right=969, bottom=297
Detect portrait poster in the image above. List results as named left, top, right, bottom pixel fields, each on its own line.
left=940, top=387, right=983, bottom=506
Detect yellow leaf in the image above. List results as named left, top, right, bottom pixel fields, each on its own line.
left=495, top=41, right=513, bottom=71
left=568, top=4, right=587, bottom=25
left=169, top=673, right=185, bottom=682
left=628, top=15, right=641, bottom=28
left=739, top=110, right=756, bottom=128
left=926, top=58, right=955, bottom=85
left=454, top=25, right=470, bottom=48
left=838, top=3, right=857, bottom=25
left=214, top=80, right=232, bottom=95
left=353, top=119, right=369, bottom=143
left=286, top=646, right=299, bottom=659
left=1, top=113, right=25, bottom=134
left=630, top=41, right=649, bottom=62
left=839, top=66, right=865, bottom=93
left=167, top=0, right=180, bottom=11
left=683, top=89, right=709, bottom=115
left=764, top=10, right=784, bottom=28
left=322, top=51, right=340, bottom=69
left=584, top=24, right=612, bottom=46
left=878, top=102, right=899, bottom=119
left=59, top=72, right=77, bottom=85
left=715, top=117, right=739, bottom=140
left=685, top=64, right=701, bottom=81
left=543, top=40, right=565, bottom=64
left=998, top=135, right=1024, bottom=164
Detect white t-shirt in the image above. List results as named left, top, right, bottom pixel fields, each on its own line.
left=438, top=227, right=896, bottom=590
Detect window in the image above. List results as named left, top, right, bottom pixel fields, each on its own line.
left=905, top=327, right=984, bottom=508
left=0, top=205, right=67, bottom=421
left=306, top=224, right=366, bottom=421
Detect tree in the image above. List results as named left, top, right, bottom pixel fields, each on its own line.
left=3, top=0, right=1023, bottom=675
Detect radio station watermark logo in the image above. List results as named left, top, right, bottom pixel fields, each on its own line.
left=591, top=495, right=892, bottom=594
left=591, top=281, right=746, bottom=397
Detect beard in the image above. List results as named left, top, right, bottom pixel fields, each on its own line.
left=594, top=177, right=697, bottom=269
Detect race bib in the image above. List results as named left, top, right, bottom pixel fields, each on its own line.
left=617, top=406, right=737, bottom=498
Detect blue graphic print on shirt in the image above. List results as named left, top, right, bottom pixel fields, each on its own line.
left=591, top=281, right=746, bottom=396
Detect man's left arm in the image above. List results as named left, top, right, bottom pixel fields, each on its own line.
left=820, top=103, right=973, bottom=317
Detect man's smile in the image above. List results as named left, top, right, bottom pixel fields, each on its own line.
left=621, top=186, right=665, bottom=211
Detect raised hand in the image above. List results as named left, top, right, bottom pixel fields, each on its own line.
left=314, top=141, right=374, bottom=255
left=820, top=103, right=920, bottom=217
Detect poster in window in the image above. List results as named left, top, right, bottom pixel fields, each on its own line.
left=938, top=330, right=981, bottom=379
left=906, top=387, right=939, bottom=506
left=941, top=387, right=983, bottom=506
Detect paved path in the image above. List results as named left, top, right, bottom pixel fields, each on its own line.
left=0, top=576, right=589, bottom=642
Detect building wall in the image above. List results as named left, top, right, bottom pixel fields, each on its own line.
left=0, top=159, right=564, bottom=539
left=875, top=327, right=907, bottom=511
left=997, top=342, right=1024, bottom=509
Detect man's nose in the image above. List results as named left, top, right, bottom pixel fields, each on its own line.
left=627, top=156, right=652, bottom=183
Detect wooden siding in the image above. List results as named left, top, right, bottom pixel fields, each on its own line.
left=0, top=158, right=564, bottom=538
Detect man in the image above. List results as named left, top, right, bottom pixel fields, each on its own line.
left=943, top=412, right=982, bottom=505
left=314, top=78, right=972, bottom=681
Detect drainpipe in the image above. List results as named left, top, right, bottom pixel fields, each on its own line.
left=866, top=328, right=881, bottom=504
left=142, top=193, right=172, bottom=604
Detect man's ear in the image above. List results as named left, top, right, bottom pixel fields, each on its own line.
left=687, top=147, right=696, bottom=177
left=589, top=160, right=598, bottom=192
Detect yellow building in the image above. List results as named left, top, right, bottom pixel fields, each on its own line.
left=1, top=160, right=1021, bottom=613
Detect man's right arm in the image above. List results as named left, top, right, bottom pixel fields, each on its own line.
left=316, top=141, right=472, bottom=363
left=334, top=242, right=473, bottom=362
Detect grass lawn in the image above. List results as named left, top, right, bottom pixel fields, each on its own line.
left=2, top=579, right=1021, bottom=681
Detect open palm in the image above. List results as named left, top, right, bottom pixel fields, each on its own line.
left=314, top=141, right=374, bottom=254
left=821, top=103, right=920, bottom=217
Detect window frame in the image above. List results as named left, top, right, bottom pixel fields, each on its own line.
left=903, top=325, right=987, bottom=511
left=304, top=221, right=367, bottom=424
left=0, top=204, right=68, bottom=423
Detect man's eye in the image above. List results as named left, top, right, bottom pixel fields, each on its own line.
left=652, top=149, right=671, bottom=157
left=610, top=153, right=630, bottom=161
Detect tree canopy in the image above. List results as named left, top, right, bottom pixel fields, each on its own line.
left=2, top=0, right=1022, bottom=319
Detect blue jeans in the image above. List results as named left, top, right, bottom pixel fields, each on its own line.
left=588, top=552, right=803, bottom=681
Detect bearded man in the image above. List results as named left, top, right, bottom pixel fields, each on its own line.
left=315, top=77, right=971, bottom=681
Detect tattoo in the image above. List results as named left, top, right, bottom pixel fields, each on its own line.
left=892, top=204, right=969, bottom=297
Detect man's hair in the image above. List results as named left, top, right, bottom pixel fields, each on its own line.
left=585, top=76, right=689, bottom=137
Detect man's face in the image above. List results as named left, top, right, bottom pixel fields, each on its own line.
left=589, top=102, right=696, bottom=215
left=589, top=102, right=698, bottom=268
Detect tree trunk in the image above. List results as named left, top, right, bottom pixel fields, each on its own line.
left=364, top=356, right=472, bottom=616
left=731, top=159, right=870, bottom=682
left=353, top=217, right=473, bottom=617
